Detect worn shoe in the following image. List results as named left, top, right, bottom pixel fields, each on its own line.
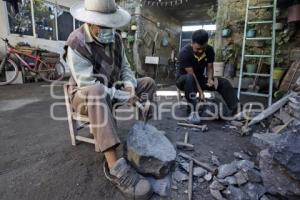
left=186, top=111, right=201, bottom=124
left=104, top=158, right=153, bottom=200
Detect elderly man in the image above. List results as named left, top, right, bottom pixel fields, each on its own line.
left=64, top=0, right=155, bottom=199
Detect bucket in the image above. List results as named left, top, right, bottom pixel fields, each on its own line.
left=214, top=62, right=225, bottom=77
left=222, top=28, right=232, bottom=37
left=288, top=4, right=300, bottom=22
left=246, top=29, right=256, bottom=38
left=273, top=67, right=285, bottom=80
left=224, top=63, right=236, bottom=78
left=246, top=64, right=257, bottom=73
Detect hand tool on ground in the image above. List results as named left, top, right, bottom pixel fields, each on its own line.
left=178, top=152, right=217, bottom=174
left=177, top=122, right=208, bottom=132
left=274, top=118, right=294, bottom=134
left=176, top=132, right=194, bottom=151
left=188, top=159, right=194, bottom=200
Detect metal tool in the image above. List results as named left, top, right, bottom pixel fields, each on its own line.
left=176, top=132, right=194, bottom=151
left=135, top=100, right=151, bottom=126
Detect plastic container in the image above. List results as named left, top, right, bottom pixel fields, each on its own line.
left=246, top=29, right=256, bottom=38
left=222, top=28, right=232, bottom=37
left=246, top=64, right=257, bottom=73
left=288, top=4, right=300, bottom=22
left=224, top=63, right=236, bottom=78
left=214, top=62, right=225, bottom=77
left=273, top=67, right=286, bottom=80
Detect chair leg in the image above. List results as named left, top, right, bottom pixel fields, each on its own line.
left=93, top=133, right=101, bottom=152
left=67, top=117, right=78, bottom=146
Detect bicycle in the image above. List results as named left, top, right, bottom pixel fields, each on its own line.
left=0, top=38, right=65, bottom=85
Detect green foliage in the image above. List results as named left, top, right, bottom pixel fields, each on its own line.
left=222, top=42, right=240, bottom=64
left=215, top=49, right=223, bottom=62
left=207, top=5, right=217, bottom=23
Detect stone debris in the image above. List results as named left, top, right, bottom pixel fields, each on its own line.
left=223, top=185, right=249, bottom=200
left=269, top=131, right=300, bottom=181
left=179, top=162, right=207, bottom=177
left=259, top=149, right=300, bottom=198
left=193, top=167, right=207, bottom=177
left=217, top=163, right=238, bottom=179
left=241, top=182, right=266, bottom=200
left=235, top=160, right=255, bottom=171
left=244, top=169, right=262, bottom=183
left=209, top=180, right=226, bottom=190
left=204, top=172, right=213, bottom=181
left=234, top=152, right=250, bottom=160
left=211, top=155, right=221, bottom=166
left=173, top=170, right=188, bottom=182
left=234, top=171, right=248, bottom=186
left=259, top=195, right=270, bottom=200
left=251, top=133, right=281, bottom=150
left=223, top=176, right=238, bottom=185
left=127, top=122, right=176, bottom=178
left=210, top=189, right=226, bottom=200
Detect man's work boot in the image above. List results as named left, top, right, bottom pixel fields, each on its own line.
left=104, top=158, right=153, bottom=200
left=186, top=111, right=201, bottom=125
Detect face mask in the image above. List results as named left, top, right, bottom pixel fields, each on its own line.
left=95, top=28, right=115, bottom=44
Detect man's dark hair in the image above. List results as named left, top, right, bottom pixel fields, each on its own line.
left=192, top=29, right=209, bottom=45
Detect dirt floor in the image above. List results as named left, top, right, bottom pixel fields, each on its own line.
left=0, top=82, right=260, bottom=200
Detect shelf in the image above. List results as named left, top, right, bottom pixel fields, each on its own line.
left=240, top=91, right=269, bottom=98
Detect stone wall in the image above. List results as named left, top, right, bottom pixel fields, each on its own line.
left=214, top=0, right=300, bottom=89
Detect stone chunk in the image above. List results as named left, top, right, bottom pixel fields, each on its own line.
left=224, top=176, right=238, bottom=185
left=251, top=133, right=281, bottom=150
left=223, top=185, right=250, bottom=200
left=234, top=152, right=251, bottom=160
left=235, top=160, right=255, bottom=171
left=259, top=149, right=300, bottom=197
left=193, top=167, right=207, bottom=177
left=269, top=131, right=300, bottom=181
left=179, top=162, right=207, bottom=177
left=211, top=155, right=221, bottom=166
left=241, top=182, right=266, bottom=200
left=127, top=122, right=176, bottom=178
left=245, top=169, right=262, bottom=183
left=209, top=180, right=225, bottom=190
left=234, top=171, right=248, bottom=186
left=173, top=170, right=188, bottom=182
left=210, top=189, right=226, bottom=200
left=204, top=172, right=213, bottom=181
left=217, top=162, right=239, bottom=179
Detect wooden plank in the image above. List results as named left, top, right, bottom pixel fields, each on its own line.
left=75, top=136, right=95, bottom=144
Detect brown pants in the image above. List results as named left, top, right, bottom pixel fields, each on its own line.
left=70, top=77, right=156, bottom=152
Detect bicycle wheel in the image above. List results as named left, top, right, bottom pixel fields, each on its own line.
left=38, top=60, right=65, bottom=82
left=0, top=58, right=19, bottom=86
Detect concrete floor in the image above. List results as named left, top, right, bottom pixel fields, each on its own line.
left=0, top=82, right=258, bottom=200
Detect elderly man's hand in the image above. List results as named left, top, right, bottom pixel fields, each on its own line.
left=123, top=86, right=137, bottom=105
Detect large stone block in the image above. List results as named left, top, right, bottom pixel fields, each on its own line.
left=269, top=131, right=300, bottom=181
left=126, top=122, right=176, bottom=178
left=259, top=149, right=300, bottom=198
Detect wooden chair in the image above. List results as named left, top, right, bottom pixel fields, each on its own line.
left=63, top=84, right=100, bottom=152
